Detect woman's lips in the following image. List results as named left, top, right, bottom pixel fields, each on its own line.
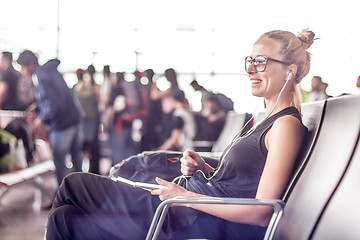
left=251, top=79, right=262, bottom=86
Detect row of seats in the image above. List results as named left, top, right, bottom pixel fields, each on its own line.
left=0, top=160, right=55, bottom=204
left=192, top=111, right=250, bottom=155
left=147, top=94, right=360, bottom=240
left=275, top=94, right=360, bottom=239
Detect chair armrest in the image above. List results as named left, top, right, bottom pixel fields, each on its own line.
left=146, top=196, right=285, bottom=240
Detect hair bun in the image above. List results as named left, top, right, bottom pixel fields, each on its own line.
left=297, top=29, right=315, bottom=49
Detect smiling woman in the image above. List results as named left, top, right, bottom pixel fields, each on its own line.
left=43, top=28, right=313, bottom=240
left=247, top=29, right=314, bottom=113
left=1, top=0, right=360, bottom=109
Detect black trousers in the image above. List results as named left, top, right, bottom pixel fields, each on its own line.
left=46, top=172, right=266, bottom=240
left=46, top=172, right=161, bottom=240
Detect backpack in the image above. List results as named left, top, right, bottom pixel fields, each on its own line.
left=110, top=151, right=182, bottom=183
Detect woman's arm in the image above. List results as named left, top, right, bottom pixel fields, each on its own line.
left=152, top=115, right=305, bottom=227
left=256, top=115, right=305, bottom=202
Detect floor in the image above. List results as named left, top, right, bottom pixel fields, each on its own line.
left=0, top=158, right=112, bottom=240
left=0, top=175, right=55, bottom=240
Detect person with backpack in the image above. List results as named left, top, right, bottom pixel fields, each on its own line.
left=17, top=50, right=84, bottom=186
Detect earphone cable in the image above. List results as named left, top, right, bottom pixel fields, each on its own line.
left=175, top=78, right=291, bottom=184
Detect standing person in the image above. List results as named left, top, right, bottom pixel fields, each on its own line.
left=99, top=65, right=112, bottom=113
left=201, top=95, right=227, bottom=141
left=45, top=28, right=313, bottom=239
left=139, top=69, right=163, bottom=151
left=17, top=50, right=84, bottom=186
left=129, top=70, right=149, bottom=146
left=0, top=51, right=21, bottom=110
left=151, top=68, right=181, bottom=115
left=99, top=65, right=112, bottom=137
left=0, top=52, right=36, bottom=165
left=306, top=76, right=329, bottom=102
left=73, top=67, right=101, bottom=174
left=108, top=72, right=136, bottom=165
left=157, top=90, right=196, bottom=151
left=151, top=68, right=183, bottom=146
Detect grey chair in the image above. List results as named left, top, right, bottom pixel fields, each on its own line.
left=147, top=94, right=360, bottom=240
left=310, top=134, right=360, bottom=239
left=192, top=111, right=249, bottom=158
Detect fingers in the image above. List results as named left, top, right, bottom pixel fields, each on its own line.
left=151, top=177, right=185, bottom=202
left=181, top=150, right=199, bottom=167
left=150, top=177, right=174, bottom=201
left=183, top=149, right=199, bottom=159
left=180, top=150, right=204, bottom=175
left=155, top=177, right=169, bottom=186
left=180, top=164, right=197, bottom=176
left=151, top=177, right=168, bottom=197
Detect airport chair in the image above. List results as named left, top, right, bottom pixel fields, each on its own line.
left=273, top=95, right=360, bottom=239
left=148, top=96, right=360, bottom=239
left=192, top=111, right=249, bottom=158
left=310, top=134, right=360, bottom=239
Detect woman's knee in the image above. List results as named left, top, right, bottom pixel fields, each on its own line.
left=60, top=172, right=87, bottom=185
left=47, top=205, right=115, bottom=240
left=54, top=172, right=88, bottom=206
left=46, top=206, right=74, bottom=240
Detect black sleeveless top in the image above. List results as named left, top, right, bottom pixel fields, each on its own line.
left=187, top=107, right=304, bottom=198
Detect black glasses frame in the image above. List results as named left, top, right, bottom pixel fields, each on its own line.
left=245, top=56, right=289, bottom=72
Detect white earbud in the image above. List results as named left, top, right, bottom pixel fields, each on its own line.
left=287, top=72, right=293, bottom=81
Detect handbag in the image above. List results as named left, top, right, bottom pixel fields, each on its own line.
left=109, top=150, right=183, bottom=183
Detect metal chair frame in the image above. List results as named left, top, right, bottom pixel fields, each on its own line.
left=146, top=196, right=285, bottom=240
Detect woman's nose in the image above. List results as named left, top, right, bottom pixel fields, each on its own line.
left=246, top=63, right=257, bottom=74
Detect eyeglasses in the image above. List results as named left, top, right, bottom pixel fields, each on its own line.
left=245, top=56, right=289, bottom=72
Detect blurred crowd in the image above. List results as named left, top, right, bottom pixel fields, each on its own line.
left=0, top=51, right=234, bottom=184
left=72, top=65, right=235, bottom=168
left=1, top=50, right=359, bottom=184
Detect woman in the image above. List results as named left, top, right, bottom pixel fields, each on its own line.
left=45, top=29, right=314, bottom=239
left=157, top=90, right=196, bottom=151
left=73, top=67, right=101, bottom=174
left=108, top=72, right=138, bottom=166
left=150, top=68, right=186, bottom=148
left=150, top=68, right=181, bottom=116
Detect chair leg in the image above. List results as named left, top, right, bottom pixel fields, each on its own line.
left=146, top=203, right=170, bottom=240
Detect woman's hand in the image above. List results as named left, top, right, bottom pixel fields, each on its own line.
left=150, top=177, right=188, bottom=203
left=180, top=150, right=206, bottom=176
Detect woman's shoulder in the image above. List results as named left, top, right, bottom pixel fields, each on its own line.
left=271, top=113, right=305, bottom=137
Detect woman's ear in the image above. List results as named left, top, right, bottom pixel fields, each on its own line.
left=287, top=64, right=298, bottom=81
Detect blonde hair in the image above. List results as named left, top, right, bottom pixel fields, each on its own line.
left=260, top=29, right=315, bottom=111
